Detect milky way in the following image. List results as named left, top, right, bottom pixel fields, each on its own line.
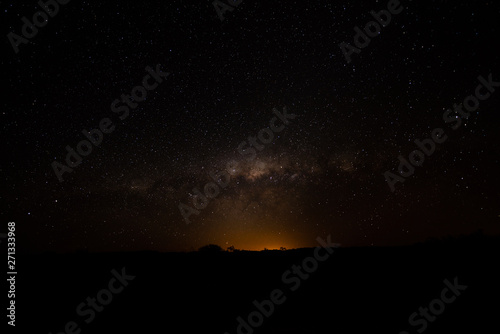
left=2, top=0, right=500, bottom=252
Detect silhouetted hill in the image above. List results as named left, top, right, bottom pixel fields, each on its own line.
left=15, top=233, right=500, bottom=333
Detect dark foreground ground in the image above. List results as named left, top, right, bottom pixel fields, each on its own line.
left=7, top=233, right=500, bottom=333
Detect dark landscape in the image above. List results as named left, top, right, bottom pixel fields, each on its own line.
left=13, top=232, right=499, bottom=333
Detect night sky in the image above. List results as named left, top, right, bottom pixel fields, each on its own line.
left=2, top=0, right=499, bottom=252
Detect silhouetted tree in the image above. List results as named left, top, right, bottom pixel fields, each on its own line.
left=280, top=246, right=287, bottom=251
left=227, top=245, right=235, bottom=252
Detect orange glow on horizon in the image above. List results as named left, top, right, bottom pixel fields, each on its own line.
left=220, top=230, right=307, bottom=251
